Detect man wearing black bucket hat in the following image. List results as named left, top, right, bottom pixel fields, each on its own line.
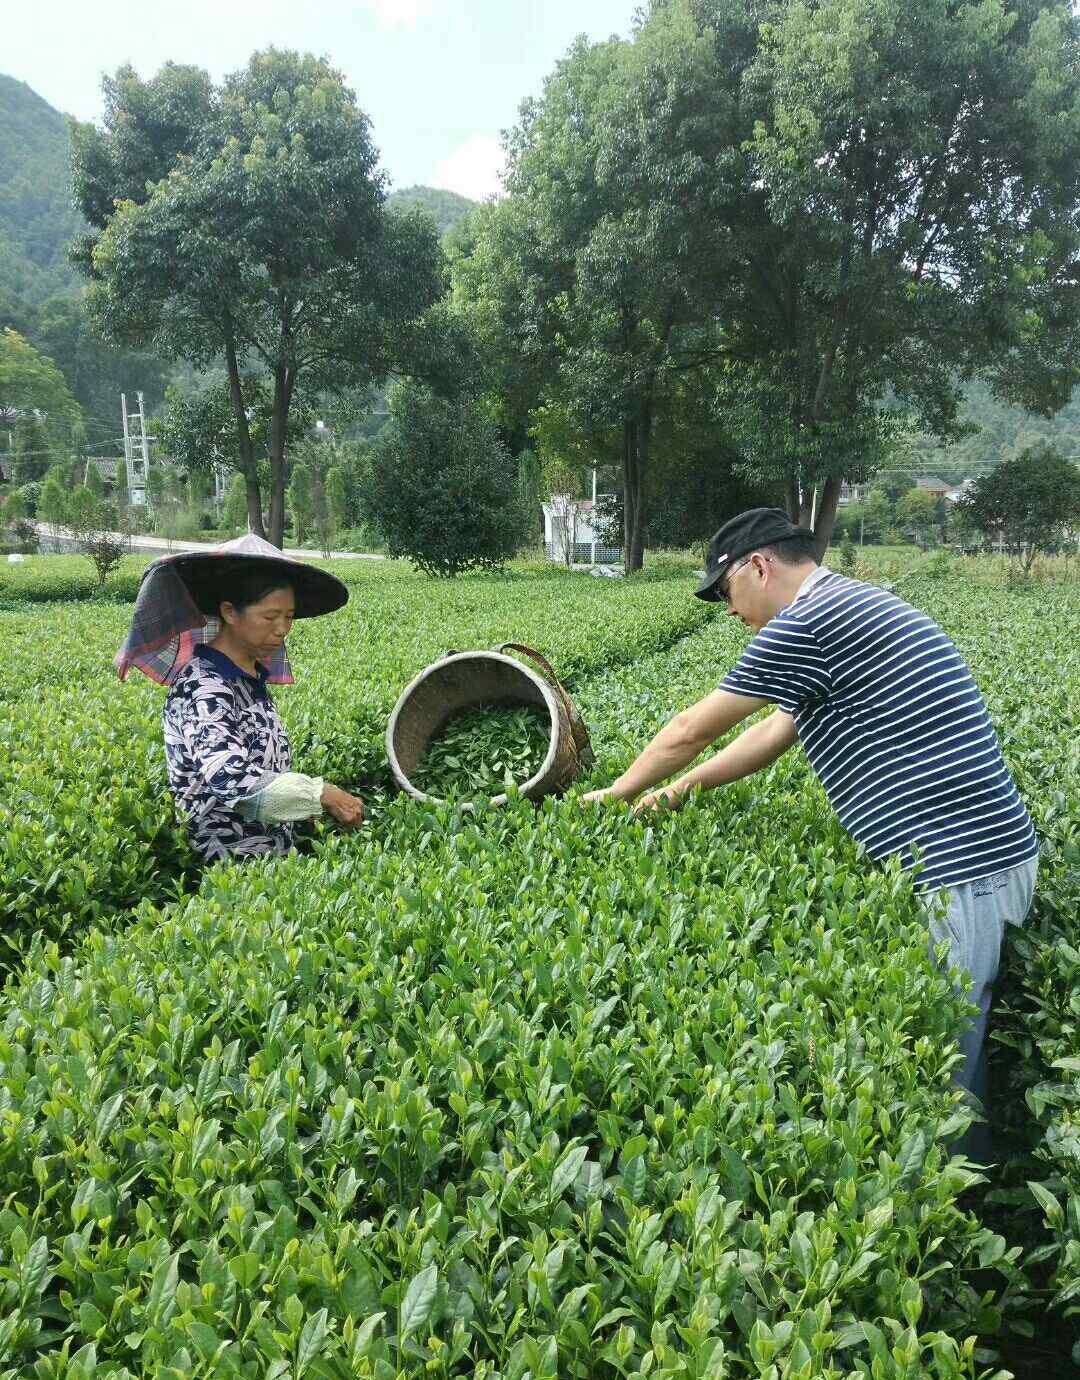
left=583, top=507, right=1038, bottom=1149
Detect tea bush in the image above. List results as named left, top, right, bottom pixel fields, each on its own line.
left=0, top=737, right=1016, bottom=1378
left=898, top=578, right=1080, bottom=1319
left=0, top=565, right=711, bottom=961
left=0, top=555, right=148, bottom=606
left=1, top=562, right=1077, bottom=1371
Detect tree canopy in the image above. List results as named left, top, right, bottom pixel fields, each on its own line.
left=72, top=50, right=446, bottom=546
left=957, top=443, right=1080, bottom=571
left=367, top=381, right=528, bottom=576
left=455, top=0, right=1080, bottom=563
left=0, top=329, right=83, bottom=483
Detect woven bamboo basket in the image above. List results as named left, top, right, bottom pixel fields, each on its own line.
left=385, top=643, right=594, bottom=806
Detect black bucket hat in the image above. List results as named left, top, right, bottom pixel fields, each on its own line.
left=695, top=508, right=811, bottom=602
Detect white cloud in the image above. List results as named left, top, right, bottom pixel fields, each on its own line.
left=367, top=0, right=435, bottom=28
left=433, top=134, right=505, bottom=203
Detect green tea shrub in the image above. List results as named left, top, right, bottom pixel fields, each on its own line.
left=0, top=566, right=712, bottom=959
left=903, top=582, right=1080, bottom=1316
left=0, top=555, right=147, bottom=605
left=0, top=772, right=1016, bottom=1377
left=0, top=682, right=197, bottom=959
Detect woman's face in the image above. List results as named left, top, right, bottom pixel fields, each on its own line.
left=221, top=586, right=296, bottom=661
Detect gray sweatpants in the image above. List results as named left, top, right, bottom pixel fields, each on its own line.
left=923, top=855, right=1038, bottom=1156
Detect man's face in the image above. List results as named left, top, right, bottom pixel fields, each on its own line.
left=720, top=552, right=774, bottom=630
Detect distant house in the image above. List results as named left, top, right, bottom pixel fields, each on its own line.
left=915, top=475, right=951, bottom=497
left=838, top=481, right=870, bottom=505
left=541, top=496, right=622, bottom=564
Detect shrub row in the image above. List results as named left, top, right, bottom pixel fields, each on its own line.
left=891, top=578, right=1080, bottom=1327
left=0, top=556, right=148, bottom=606
left=0, top=614, right=1018, bottom=1376
left=0, top=565, right=711, bottom=961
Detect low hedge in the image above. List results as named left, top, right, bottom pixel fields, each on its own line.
left=0, top=556, right=149, bottom=606
left=0, top=566, right=713, bottom=962
left=0, top=767, right=1018, bottom=1377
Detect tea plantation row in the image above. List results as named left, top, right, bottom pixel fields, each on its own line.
left=0, top=611, right=1019, bottom=1379
left=900, top=579, right=1080, bottom=1335
left=0, top=562, right=710, bottom=960
left=0, top=565, right=1076, bottom=1376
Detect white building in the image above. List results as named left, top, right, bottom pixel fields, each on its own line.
left=541, top=496, right=621, bottom=565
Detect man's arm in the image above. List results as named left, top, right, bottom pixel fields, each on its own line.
left=586, top=689, right=770, bottom=802
left=635, top=708, right=797, bottom=811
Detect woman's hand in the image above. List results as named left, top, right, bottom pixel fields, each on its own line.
left=321, top=783, right=365, bottom=828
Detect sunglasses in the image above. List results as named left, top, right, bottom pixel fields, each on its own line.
left=712, top=553, right=772, bottom=604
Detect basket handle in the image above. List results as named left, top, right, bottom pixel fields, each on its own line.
left=496, top=642, right=594, bottom=765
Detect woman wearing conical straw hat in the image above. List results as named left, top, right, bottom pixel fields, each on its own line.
left=117, top=534, right=364, bottom=862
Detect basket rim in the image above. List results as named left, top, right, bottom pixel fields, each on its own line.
left=384, top=649, right=565, bottom=807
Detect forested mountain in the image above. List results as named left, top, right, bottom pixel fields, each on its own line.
left=386, top=184, right=477, bottom=237
left=0, top=75, right=83, bottom=305
left=0, top=75, right=169, bottom=434
left=904, top=378, right=1080, bottom=476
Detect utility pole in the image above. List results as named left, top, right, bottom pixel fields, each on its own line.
left=121, top=391, right=150, bottom=507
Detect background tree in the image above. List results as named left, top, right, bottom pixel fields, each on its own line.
left=956, top=444, right=1080, bottom=573
left=635, top=0, right=1080, bottom=555
left=896, top=489, right=942, bottom=546
left=160, top=372, right=315, bottom=524
left=288, top=461, right=314, bottom=546
left=37, top=469, right=69, bottom=531
left=2, top=489, right=27, bottom=527
left=222, top=473, right=248, bottom=534
left=833, top=487, right=895, bottom=545
left=73, top=50, right=445, bottom=547
left=325, top=465, right=350, bottom=537
left=366, top=381, right=528, bottom=576
left=454, top=20, right=738, bottom=570
left=83, top=461, right=104, bottom=500
left=31, top=293, right=169, bottom=433
left=311, top=463, right=335, bottom=557
left=0, top=329, right=83, bottom=482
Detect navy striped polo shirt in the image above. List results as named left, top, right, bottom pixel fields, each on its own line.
left=720, top=568, right=1038, bottom=892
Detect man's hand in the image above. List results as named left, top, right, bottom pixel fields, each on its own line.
left=321, top=783, right=365, bottom=828
left=580, top=785, right=624, bottom=805
left=633, top=782, right=689, bottom=815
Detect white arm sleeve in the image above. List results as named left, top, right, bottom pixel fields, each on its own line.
left=247, top=773, right=325, bottom=823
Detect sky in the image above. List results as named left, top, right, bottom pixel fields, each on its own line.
left=8, top=0, right=642, bottom=201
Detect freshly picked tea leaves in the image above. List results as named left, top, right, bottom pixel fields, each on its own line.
left=412, top=701, right=551, bottom=797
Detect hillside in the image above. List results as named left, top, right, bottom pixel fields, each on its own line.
left=386, top=184, right=478, bottom=237
left=0, top=75, right=83, bottom=304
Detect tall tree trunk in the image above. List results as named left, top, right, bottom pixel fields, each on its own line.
left=812, top=475, right=843, bottom=561
left=622, top=417, right=637, bottom=571
left=631, top=398, right=652, bottom=572
left=784, top=478, right=800, bottom=523
left=223, top=337, right=265, bottom=539
left=622, top=410, right=649, bottom=574
left=266, top=365, right=293, bottom=550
